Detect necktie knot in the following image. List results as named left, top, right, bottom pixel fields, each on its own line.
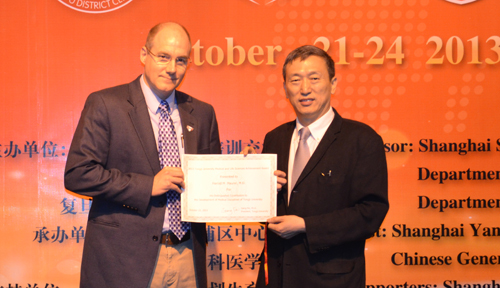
left=159, top=100, right=170, bottom=114
left=299, top=127, right=311, bottom=142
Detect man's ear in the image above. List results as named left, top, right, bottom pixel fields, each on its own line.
left=330, top=77, right=337, bottom=95
left=283, top=82, right=289, bottom=99
left=140, top=46, right=148, bottom=65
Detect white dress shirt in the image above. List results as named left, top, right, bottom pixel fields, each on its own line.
left=140, top=75, right=185, bottom=232
left=288, top=108, right=335, bottom=202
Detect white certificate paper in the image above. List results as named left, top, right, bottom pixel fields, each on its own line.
left=181, top=154, right=277, bottom=222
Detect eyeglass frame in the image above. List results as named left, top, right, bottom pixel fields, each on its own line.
left=145, top=46, right=191, bottom=67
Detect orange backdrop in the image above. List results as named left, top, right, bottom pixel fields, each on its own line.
left=1, top=0, right=499, bottom=287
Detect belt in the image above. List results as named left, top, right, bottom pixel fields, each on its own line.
left=160, top=231, right=190, bottom=245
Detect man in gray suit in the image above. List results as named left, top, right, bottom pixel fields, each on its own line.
left=64, top=22, right=220, bottom=288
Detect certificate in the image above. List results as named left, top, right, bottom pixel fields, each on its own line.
left=181, top=154, right=277, bottom=222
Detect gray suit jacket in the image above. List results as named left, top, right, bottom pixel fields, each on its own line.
left=64, top=76, right=221, bottom=288
left=256, top=108, right=388, bottom=288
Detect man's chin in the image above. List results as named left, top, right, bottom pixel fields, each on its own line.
left=295, top=107, right=317, bottom=117
left=157, top=84, right=177, bottom=93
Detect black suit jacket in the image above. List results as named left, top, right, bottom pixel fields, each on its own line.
left=256, top=108, right=388, bottom=288
left=64, top=76, right=221, bottom=288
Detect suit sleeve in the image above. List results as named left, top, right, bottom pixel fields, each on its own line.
left=64, top=93, right=153, bottom=216
left=304, top=131, right=389, bottom=254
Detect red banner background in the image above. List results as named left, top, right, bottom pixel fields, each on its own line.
left=1, top=0, right=499, bottom=287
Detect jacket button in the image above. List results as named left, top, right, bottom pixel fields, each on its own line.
left=152, top=236, right=159, bottom=242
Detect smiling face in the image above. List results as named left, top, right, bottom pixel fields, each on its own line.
left=140, top=23, right=191, bottom=100
left=284, top=55, right=337, bottom=126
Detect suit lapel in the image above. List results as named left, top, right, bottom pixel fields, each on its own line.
left=290, top=108, right=343, bottom=198
left=176, top=91, right=198, bottom=154
left=280, top=122, right=295, bottom=210
left=278, top=122, right=295, bottom=173
left=127, top=77, right=162, bottom=174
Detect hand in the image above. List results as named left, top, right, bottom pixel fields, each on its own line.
left=240, top=146, right=256, bottom=156
left=267, top=215, right=306, bottom=239
left=274, top=170, right=286, bottom=191
left=152, top=167, right=185, bottom=196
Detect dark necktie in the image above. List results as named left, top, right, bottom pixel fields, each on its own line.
left=158, top=100, right=189, bottom=240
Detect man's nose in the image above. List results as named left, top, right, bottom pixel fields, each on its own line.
left=164, top=59, right=177, bottom=73
left=300, top=79, right=311, bottom=94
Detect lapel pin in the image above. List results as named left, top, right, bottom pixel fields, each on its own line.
left=187, top=125, right=194, bottom=132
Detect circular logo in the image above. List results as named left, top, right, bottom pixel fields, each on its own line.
left=58, top=0, right=133, bottom=14
left=444, top=0, right=479, bottom=4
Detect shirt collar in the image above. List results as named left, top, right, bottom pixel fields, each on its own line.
left=140, top=74, right=176, bottom=115
left=296, top=107, right=335, bottom=141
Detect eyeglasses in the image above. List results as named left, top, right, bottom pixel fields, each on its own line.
left=145, top=47, right=191, bottom=67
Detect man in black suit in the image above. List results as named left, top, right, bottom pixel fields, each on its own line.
left=64, top=22, right=220, bottom=288
left=255, top=45, right=389, bottom=287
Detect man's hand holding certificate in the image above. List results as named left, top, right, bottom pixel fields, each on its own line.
left=181, top=154, right=277, bottom=222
